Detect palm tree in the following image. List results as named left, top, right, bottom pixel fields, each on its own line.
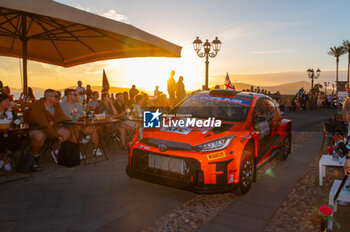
left=342, top=40, right=350, bottom=83
left=328, top=46, right=346, bottom=84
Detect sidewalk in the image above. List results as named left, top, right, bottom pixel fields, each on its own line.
left=200, top=131, right=325, bottom=232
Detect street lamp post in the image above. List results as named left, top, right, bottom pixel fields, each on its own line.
left=193, top=36, right=222, bottom=90
left=324, top=81, right=330, bottom=95
left=307, top=68, right=321, bottom=90
left=332, top=83, right=335, bottom=95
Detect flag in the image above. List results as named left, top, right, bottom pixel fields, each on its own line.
left=224, top=72, right=235, bottom=90
left=102, top=69, right=110, bottom=91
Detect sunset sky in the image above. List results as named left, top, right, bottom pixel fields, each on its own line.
left=1, top=0, right=350, bottom=93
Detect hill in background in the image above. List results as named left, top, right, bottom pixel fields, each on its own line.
left=9, top=81, right=319, bottom=95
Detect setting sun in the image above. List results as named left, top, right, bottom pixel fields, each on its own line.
left=106, top=48, right=203, bottom=94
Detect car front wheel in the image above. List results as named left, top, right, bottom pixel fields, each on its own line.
left=236, top=146, right=255, bottom=195
left=279, top=131, right=291, bottom=160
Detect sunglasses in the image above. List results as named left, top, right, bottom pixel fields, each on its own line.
left=49, top=95, right=59, bottom=99
left=69, top=93, right=79, bottom=96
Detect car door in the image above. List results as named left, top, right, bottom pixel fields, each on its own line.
left=253, top=98, right=273, bottom=159
left=266, top=98, right=280, bottom=135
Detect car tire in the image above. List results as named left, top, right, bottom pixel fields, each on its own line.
left=279, top=131, right=291, bottom=160
left=236, top=146, right=255, bottom=195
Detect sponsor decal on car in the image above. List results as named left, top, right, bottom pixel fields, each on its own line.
left=137, top=144, right=151, bottom=150
left=207, top=151, right=226, bottom=161
left=192, top=96, right=251, bottom=106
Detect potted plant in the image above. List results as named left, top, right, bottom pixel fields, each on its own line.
left=312, top=205, right=340, bottom=231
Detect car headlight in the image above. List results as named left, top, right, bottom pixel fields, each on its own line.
left=138, top=127, right=144, bottom=141
left=196, top=135, right=236, bottom=152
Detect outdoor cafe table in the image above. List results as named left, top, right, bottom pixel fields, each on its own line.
left=0, top=124, right=47, bottom=182
left=319, top=154, right=346, bottom=186
left=62, top=119, right=121, bottom=164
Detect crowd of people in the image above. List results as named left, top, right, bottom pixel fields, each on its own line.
left=1, top=73, right=337, bottom=172
left=0, top=70, right=187, bottom=171
left=290, top=87, right=336, bottom=112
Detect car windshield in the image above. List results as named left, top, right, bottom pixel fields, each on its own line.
left=173, top=93, right=251, bottom=122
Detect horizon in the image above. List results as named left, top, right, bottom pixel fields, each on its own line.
left=7, top=79, right=330, bottom=96
left=1, top=0, right=350, bottom=92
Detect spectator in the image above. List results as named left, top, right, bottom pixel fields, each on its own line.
left=56, top=91, right=62, bottom=102
left=132, top=94, right=144, bottom=118
left=87, top=91, right=100, bottom=110
left=176, top=75, right=186, bottom=103
left=297, top=87, right=305, bottom=97
left=0, top=80, right=3, bottom=93
left=110, top=93, right=115, bottom=102
left=29, top=89, right=71, bottom=166
left=0, top=93, right=21, bottom=171
left=295, top=96, right=301, bottom=112
left=167, top=70, right=176, bottom=105
left=123, top=91, right=131, bottom=108
left=250, top=86, right=254, bottom=92
left=60, top=89, right=102, bottom=156
left=154, top=85, right=160, bottom=97
left=99, top=90, right=128, bottom=150
left=86, top=85, right=93, bottom=103
left=18, top=87, right=36, bottom=104
left=76, top=80, right=86, bottom=104
left=129, top=85, right=139, bottom=104
left=202, top=85, right=207, bottom=91
left=3, top=86, right=14, bottom=102
left=114, top=93, right=127, bottom=118
left=257, top=87, right=261, bottom=93
left=142, top=93, right=150, bottom=107
left=154, top=93, right=169, bottom=109
left=214, top=85, right=220, bottom=89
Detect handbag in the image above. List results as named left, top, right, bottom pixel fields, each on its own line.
left=57, top=141, right=80, bottom=167
left=16, top=152, right=35, bottom=173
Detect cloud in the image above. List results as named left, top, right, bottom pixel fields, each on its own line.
left=250, top=49, right=295, bottom=54
left=76, top=6, right=128, bottom=23
left=101, top=9, right=128, bottom=23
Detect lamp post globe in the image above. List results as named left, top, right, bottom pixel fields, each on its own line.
left=307, top=68, right=320, bottom=90
left=193, top=36, right=222, bottom=90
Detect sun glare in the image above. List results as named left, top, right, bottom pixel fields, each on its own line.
left=106, top=48, right=202, bottom=95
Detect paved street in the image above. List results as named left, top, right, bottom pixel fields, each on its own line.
left=0, top=108, right=338, bottom=231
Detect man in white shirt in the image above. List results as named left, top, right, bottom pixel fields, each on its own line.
left=76, top=80, right=86, bottom=104
left=61, top=89, right=102, bottom=156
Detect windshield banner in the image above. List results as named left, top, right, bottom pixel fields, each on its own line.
left=192, top=96, right=251, bottom=106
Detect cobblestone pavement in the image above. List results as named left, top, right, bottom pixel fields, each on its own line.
left=142, top=130, right=314, bottom=232
left=264, top=145, right=350, bottom=232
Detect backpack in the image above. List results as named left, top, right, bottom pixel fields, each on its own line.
left=17, top=152, right=35, bottom=173
left=57, top=141, right=80, bottom=167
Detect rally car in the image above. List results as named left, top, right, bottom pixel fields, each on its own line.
left=126, top=89, right=292, bottom=194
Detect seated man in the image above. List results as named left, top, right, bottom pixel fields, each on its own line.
left=60, top=89, right=102, bottom=156
left=0, top=93, right=21, bottom=171
left=29, top=89, right=72, bottom=165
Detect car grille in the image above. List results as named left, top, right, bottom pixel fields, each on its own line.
left=131, top=149, right=201, bottom=184
left=140, top=138, right=197, bottom=151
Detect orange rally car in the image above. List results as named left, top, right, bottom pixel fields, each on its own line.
left=126, top=89, right=292, bottom=194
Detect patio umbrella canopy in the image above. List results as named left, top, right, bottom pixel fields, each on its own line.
left=0, top=0, right=182, bottom=97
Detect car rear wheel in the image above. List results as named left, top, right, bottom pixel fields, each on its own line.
left=279, top=131, right=291, bottom=160
left=236, top=146, right=255, bottom=195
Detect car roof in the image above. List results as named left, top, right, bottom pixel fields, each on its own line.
left=195, top=89, right=267, bottom=99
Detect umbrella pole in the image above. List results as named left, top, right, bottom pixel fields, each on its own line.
left=21, top=14, right=28, bottom=101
